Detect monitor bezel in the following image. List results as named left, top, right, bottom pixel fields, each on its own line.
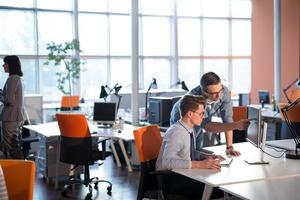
left=246, top=106, right=262, bottom=148
left=93, top=102, right=117, bottom=125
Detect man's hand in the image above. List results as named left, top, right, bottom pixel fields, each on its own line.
left=235, top=119, right=250, bottom=130
left=191, top=158, right=221, bottom=170
left=226, top=146, right=241, bottom=156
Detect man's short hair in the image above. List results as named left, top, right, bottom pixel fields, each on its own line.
left=200, top=72, right=221, bottom=91
left=180, top=94, right=206, bottom=117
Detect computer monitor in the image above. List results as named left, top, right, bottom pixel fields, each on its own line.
left=246, top=106, right=263, bottom=148
left=93, top=102, right=117, bottom=125
left=258, top=90, right=270, bottom=107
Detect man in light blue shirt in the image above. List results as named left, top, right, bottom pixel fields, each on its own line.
left=170, top=72, right=246, bottom=156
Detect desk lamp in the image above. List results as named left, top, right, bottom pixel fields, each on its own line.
left=280, top=97, right=300, bottom=159
left=145, top=78, right=158, bottom=121
left=99, top=83, right=122, bottom=113
left=170, top=80, right=189, bottom=91
left=283, top=78, right=300, bottom=103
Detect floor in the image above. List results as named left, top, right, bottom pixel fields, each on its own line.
left=33, top=156, right=140, bottom=200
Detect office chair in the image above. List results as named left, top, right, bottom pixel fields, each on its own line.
left=60, top=95, right=80, bottom=111
left=56, top=113, right=112, bottom=199
left=232, top=106, right=247, bottom=143
left=278, top=103, right=300, bottom=139
left=133, top=125, right=176, bottom=200
left=21, top=120, right=40, bottom=160
left=0, top=160, right=35, bottom=200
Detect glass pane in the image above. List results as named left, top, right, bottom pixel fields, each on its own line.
left=111, top=59, right=131, bottom=91
left=142, top=17, right=170, bottom=56
left=37, top=0, right=72, bottom=10
left=109, top=0, right=130, bottom=14
left=0, top=56, right=7, bottom=89
left=177, top=0, right=201, bottom=17
left=79, top=14, right=108, bottom=55
left=78, top=0, right=107, bottom=12
left=22, top=59, right=36, bottom=94
left=110, top=15, right=131, bottom=56
left=0, top=0, right=33, bottom=7
left=232, top=59, right=251, bottom=93
left=202, top=0, right=229, bottom=17
left=232, top=20, right=251, bottom=56
left=231, top=0, right=252, bottom=18
left=178, top=18, right=201, bottom=56
left=204, top=59, right=229, bottom=87
left=143, top=59, right=170, bottom=89
left=40, top=59, right=64, bottom=101
left=38, top=12, right=73, bottom=55
left=203, top=19, right=228, bottom=56
left=81, top=59, right=108, bottom=100
left=178, top=59, right=201, bottom=90
left=0, top=10, right=34, bottom=55
left=140, top=0, right=172, bottom=15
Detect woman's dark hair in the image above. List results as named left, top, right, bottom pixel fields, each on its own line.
left=180, top=94, right=206, bottom=117
left=200, top=71, right=220, bottom=91
left=3, top=55, right=23, bottom=76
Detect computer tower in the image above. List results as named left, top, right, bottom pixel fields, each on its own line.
left=148, top=96, right=181, bottom=127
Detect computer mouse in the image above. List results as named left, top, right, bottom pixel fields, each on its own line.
left=117, top=130, right=122, bottom=133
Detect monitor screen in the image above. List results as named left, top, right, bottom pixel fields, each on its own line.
left=93, top=102, right=117, bottom=124
left=258, top=90, right=270, bottom=105
left=246, top=106, right=262, bottom=148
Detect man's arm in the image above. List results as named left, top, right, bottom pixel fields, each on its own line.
left=225, top=130, right=241, bottom=156
left=204, top=120, right=249, bottom=133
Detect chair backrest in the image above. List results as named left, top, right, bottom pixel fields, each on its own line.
left=0, top=160, right=35, bottom=200
left=232, top=106, right=247, bottom=122
left=56, top=113, right=93, bottom=165
left=232, top=106, right=247, bottom=143
left=61, top=95, right=80, bottom=109
left=133, top=125, right=162, bottom=163
left=289, top=89, right=300, bottom=102
left=278, top=103, right=300, bottom=122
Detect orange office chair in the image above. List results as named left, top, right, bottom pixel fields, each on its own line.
left=60, top=95, right=80, bottom=111
left=133, top=125, right=176, bottom=200
left=278, top=103, right=300, bottom=139
left=0, top=160, right=35, bottom=200
left=56, top=113, right=112, bottom=199
left=232, top=106, right=247, bottom=143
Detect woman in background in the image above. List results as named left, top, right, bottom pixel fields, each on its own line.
left=0, top=55, right=26, bottom=158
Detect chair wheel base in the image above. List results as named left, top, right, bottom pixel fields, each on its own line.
left=107, top=186, right=112, bottom=195
left=61, top=190, right=67, bottom=197
left=85, top=193, right=92, bottom=200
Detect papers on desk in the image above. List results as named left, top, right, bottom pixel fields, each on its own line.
left=220, top=158, right=233, bottom=167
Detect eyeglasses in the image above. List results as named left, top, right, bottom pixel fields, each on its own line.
left=193, top=111, right=205, bottom=117
left=205, top=87, right=224, bottom=97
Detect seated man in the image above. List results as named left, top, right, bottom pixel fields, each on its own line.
left=156, top=94, right=224, bottom=199
left=157, top=94, right=249, bottom=199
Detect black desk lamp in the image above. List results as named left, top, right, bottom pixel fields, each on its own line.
left=145, top=78, right=158, bottom=120
left=99, top=83, right=122, bottom=113
left=283, top=78, right=300, bottom=103
left=170, top=80, right=189, bottom=91
left=280, top=97, right=300, bottom=159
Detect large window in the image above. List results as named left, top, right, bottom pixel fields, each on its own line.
left=0, top=0, right=252, bottom=102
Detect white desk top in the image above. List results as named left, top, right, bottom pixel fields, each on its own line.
left=220, top=176, right=300, bottom=200
left=266, top=139, right=296, bottom=151
left=173, top=142, right=300, bottom=187
left=24, top=122, right=138, bottom=141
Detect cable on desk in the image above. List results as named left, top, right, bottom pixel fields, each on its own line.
left=265, top=145, right=289, bottom=153
left=260, top=146, right=285, bottom=158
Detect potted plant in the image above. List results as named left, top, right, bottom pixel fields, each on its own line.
left=44, top=39, right=85, bottom=110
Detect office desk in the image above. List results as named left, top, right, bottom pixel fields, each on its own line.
left=220, top=176, right=300, bottom=200
left=24, top=122, right=138, bottom=188
left=172, top=142, right=300, bottom=200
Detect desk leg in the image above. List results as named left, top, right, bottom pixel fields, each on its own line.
left=109, top=139, right=121, bottom=167
left=55, top=136, right=61, bottom=190
left=201, top=184, right=213, bottom=200
left=118, top=139, right=132, bottom=172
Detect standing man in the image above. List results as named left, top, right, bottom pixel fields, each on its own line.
left=170, top=71, right=242, bottom=156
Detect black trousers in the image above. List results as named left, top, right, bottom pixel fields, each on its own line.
left=164, top=173, right=223, bottom=200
